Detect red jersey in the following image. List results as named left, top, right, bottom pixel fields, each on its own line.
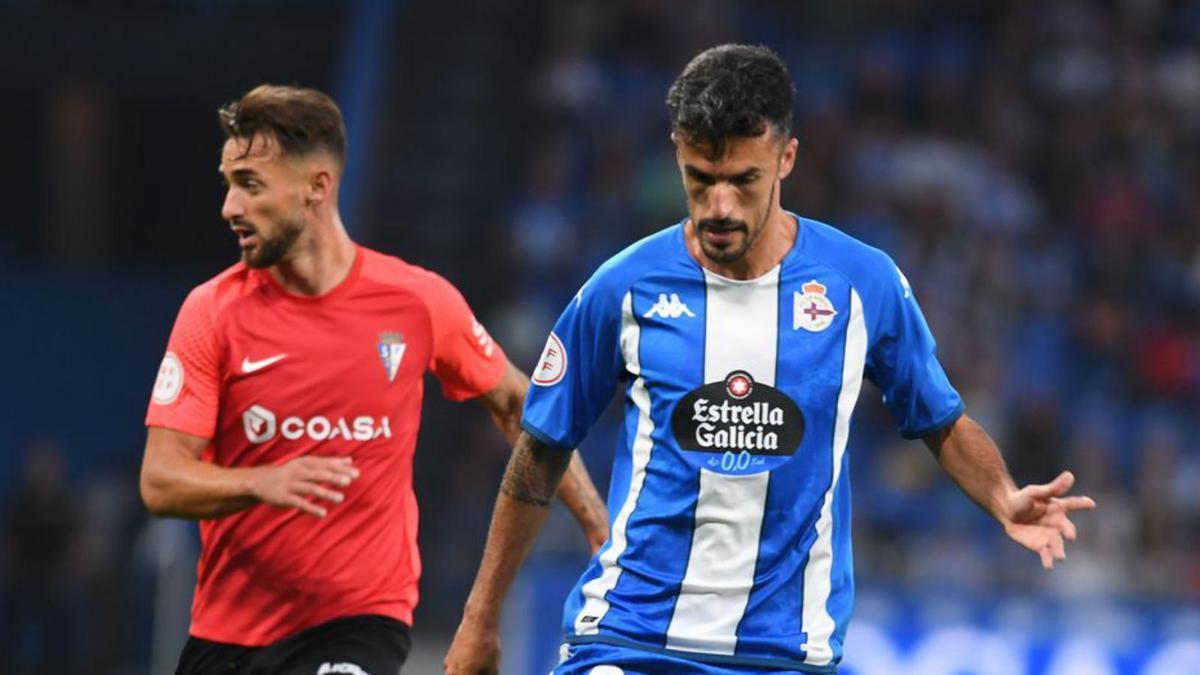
left=145, top=246, right=506, bottom=646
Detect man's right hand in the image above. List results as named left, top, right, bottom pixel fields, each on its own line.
left=444, top=618, right=501, bottom=675
left=247, top=456, right=360, bottom=518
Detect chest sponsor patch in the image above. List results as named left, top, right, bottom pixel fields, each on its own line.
left=670, top=370, right=805, bottom=475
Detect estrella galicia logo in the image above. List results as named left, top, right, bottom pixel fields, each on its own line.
left=670, top=370, right=804, bottom=475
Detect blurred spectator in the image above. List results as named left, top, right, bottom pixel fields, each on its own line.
left=3, top=441, right=83, bottom=675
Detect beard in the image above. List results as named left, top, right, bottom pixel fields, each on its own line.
left=241, top=217, right=303, bottom=269
left=697, top=217, right=753, bottom=263
left=695, top=184, right=775, bottom=265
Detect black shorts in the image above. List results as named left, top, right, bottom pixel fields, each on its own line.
left=175, top=614, right=411, bottom=675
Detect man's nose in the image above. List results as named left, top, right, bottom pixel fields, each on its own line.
left=706, top=183, right=736, bottom=220
left=221, top=188, right=243, bottom=222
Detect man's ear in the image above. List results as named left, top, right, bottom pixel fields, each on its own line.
left=306, top=169, right=334, bottom=206
left=777, top=137, right=799, bottom=181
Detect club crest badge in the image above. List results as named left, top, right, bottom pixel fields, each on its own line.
left=377, top=332, right=406, bottom=383
left=793, top=280, right=838, bottom=332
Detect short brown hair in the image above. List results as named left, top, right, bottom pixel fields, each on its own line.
left=218, top=84, right=347, bottom=166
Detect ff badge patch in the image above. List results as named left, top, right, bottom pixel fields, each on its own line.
left=532, top=332, right=567, bottom=386
left=152, top=352, right=184, bottom=405
left=793, top=279, right=838, bottom=332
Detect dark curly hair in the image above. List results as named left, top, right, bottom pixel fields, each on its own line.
left=666, top=44, right=795, bottom=159
left=218, top=84, right=347, bottom=167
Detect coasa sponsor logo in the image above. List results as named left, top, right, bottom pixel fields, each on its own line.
left=670, top=370, right=804, bottom=474
left=241, top=405, right=392, bottom=443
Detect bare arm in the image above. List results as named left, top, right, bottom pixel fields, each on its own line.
left=478, top=362, right=609, bottom=552
left=445, top=431, right=571, bottom=675
left=924, top=413, right=1096, bottom=569
left=140, top=426, right=359, bottom=520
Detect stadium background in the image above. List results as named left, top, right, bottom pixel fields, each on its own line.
left=2, top=1, right=1198, bottom=673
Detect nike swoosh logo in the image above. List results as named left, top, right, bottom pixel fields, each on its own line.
left=241, top=354, right=287, bottom=373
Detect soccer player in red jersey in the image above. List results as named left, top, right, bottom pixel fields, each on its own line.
left=140, top=85, right=609, bottom=675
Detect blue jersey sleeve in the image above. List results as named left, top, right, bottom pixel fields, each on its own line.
left=522, top=278, right=625, bottom=450
left=864, top=263, right=964, bottom=439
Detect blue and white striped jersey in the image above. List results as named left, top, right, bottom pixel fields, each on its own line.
left=523, top=217, right=964, bottom=672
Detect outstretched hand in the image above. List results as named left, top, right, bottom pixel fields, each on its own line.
left=1002, top=470, right=1096, bottom=569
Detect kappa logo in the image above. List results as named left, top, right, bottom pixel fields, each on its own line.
left=317, top=663, right=370, bottom=675
left=896, top=265, right=912, bottom=299
left=793, top=280, right=838, bottom=332
left=643, top=293, right=695, bottom=319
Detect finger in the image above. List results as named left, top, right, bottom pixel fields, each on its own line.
left=1058, top=495, right=1096, bottom=512
left=301, top=461, right=360, bottom=482
left=1027, top=471, right=1074, bottom=500
left=306, top=455, right=359, bottom=470
left=322, top=459, right=361, bottom=480
left=308, top=468, right=356, bottom=487
left=1050, top=533, right=1066, bottom=562
left=295, top=482, right=345, bottom=504
left=284, top=495, right=327, bottom=518
left=1039, top=546, right=1053, bottom=570
left=1061, top=516, right=1077, bottom=542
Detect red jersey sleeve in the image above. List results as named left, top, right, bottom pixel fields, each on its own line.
left=145, top=283, right=222, bottom=438
left=423, top=272, right=507, bottom=401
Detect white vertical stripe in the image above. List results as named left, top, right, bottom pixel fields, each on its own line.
left=665, top=268, right=779, bottom=655
left=573, top=292, right=654, bottom=635
left=801, top=288, right=867, bottom=665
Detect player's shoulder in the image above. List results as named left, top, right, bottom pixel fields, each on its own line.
left=795, top=216, right=901, bottom=291
left=582, top=222, right=687, bottom=301
left=185, top=260, right=262, bottom=316
left=356, top=245, right=472, bottom=326
left=357, top=245, right=451, bottom=291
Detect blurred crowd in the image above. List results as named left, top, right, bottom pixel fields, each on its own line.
left=1, top=442, right=152, bottom=674
left=490, top=0, right=1200, bottom=601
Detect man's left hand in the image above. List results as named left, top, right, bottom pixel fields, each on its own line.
left=1002, top=470, right=1096, bottom=569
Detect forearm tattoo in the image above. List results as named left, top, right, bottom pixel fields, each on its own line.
left=500, top=434, right=570, bottom=508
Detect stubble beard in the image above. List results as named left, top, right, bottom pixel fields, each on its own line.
left=697, top=184, right=775, bottom=266
left=244, top=217, right=304, bottom=269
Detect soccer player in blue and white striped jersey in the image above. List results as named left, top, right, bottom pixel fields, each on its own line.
left=446, top=44, right=1096, bottom=675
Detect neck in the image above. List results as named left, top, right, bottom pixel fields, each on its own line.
left=269, top=212, right=357, bottom=296
left=686, top=206, right=797, bottom=280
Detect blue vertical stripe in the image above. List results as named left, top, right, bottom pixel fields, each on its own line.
left=334, top=0, right=399, bottom=235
